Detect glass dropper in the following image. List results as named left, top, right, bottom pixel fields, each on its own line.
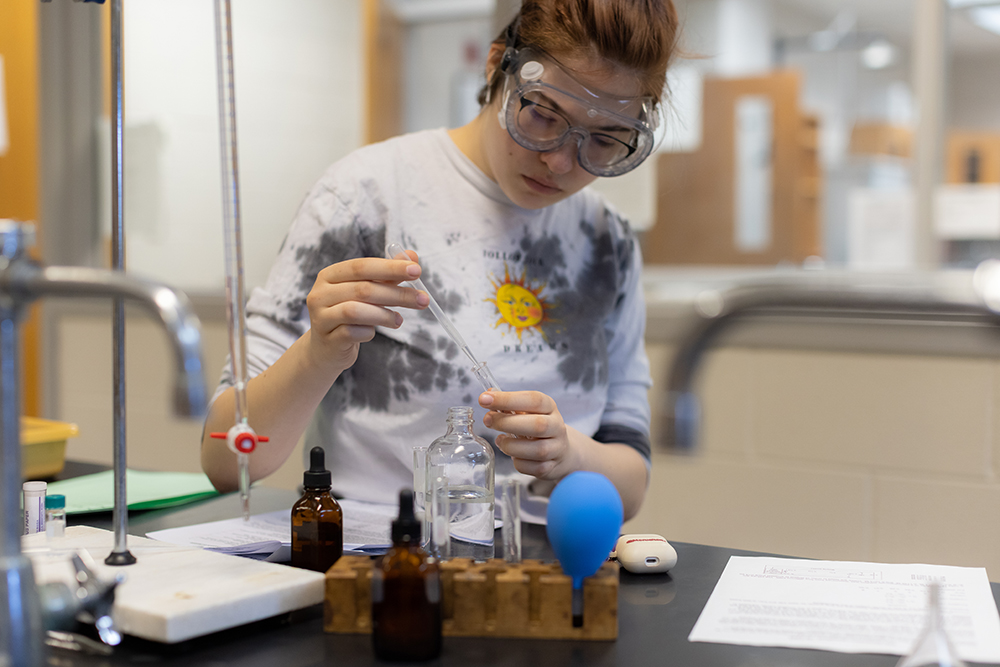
left=386, top=243, right=501, bottom=392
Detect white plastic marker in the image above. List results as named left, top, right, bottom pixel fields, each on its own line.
left=386, top=243, right=501, bottom=392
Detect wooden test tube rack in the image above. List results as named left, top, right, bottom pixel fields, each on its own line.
left=324, top=556, right=619, bottom=640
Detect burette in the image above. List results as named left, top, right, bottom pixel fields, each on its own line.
left=210, top=0, right=267, bottom=520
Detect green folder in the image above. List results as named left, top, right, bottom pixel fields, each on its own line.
left=46, top=469, right=219, bottom=514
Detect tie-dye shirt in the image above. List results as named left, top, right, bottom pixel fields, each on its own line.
left=214, top=128, right=652, bottom=503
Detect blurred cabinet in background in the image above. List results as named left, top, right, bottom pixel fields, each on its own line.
left=644, top=71, right=821, bottom=266
left=364, top=0, right=403, bottom=144
left=0, top=0, right=41, bottom=416
left=849, top=123, right=913, bottom=160
left=947, top=131, right=1000, bottom=184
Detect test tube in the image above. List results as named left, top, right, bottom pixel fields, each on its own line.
left=429, top=474, right=450, bottom=560
left=501, top=479, right=522, bottom=563
left=412, top=446, right=429, bottom=547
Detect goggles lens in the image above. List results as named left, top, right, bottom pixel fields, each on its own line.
left=517, top=94, right=639, bottom=168
left=499, top=48, right=657, bottom=177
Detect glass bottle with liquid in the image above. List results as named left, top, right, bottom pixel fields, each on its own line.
left=426, top=406, right=495, bottom=560
left=372, top=489, right=442, bottom=661
left=291, top=447, right=343, bottom=572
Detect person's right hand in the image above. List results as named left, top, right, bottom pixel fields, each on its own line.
left=304, top=250, right=429, bottom=374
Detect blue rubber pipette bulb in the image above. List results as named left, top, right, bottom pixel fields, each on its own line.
left=546, top=471, right=623, bottom=589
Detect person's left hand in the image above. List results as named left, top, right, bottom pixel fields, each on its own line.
left=479, top=390, right=579, bottom=480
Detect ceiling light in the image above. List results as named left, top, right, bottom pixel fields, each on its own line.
left=969, top=6, right=1000, bottom=34
left=861, top=39, right=897, bottom=69
left=949, top=0, right=1000, bottom=7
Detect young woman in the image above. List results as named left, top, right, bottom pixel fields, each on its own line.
left=202, top=0, right=680, bottom=521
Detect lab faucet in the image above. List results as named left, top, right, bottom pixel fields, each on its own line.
left=0, top=220, right=207, bottom=667
left=662, top=263, right=1000, bottom=449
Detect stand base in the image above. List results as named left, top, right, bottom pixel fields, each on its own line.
left=105, top=550, right=137, bottom=566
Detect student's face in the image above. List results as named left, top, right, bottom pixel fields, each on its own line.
left=480, top=47, right=645, bottom=210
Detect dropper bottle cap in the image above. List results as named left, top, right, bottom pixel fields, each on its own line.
left=303, top=447, right=331, bottom=488
left=391, top=489, right=421, bottom=544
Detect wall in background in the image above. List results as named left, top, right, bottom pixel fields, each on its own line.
left=950, top=52, right=1000, bottom=131
left=112, top=0, right=362, bottom=294
left=627, top=341, right=1000, bottom=581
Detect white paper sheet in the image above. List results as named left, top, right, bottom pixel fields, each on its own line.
left=147, top=498, right=399, bottom=559
left=689, top=556, right=1000, bottom=663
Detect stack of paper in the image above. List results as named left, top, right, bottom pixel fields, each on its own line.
left=46, top=469, right=218, bottom=513
left=690, top=556, right=1000, bottom=662
left=147, top=498, right=399, bottom=560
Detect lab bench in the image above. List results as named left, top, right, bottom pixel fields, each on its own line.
left=56, top=483, right=1000, bottom=667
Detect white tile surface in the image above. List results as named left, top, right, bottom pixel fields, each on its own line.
left=24, top=526, right=324, bottom=643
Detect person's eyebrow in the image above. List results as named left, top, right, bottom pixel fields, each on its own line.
left=532, top=91, right=634, bottom=135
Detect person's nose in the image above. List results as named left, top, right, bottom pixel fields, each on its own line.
left=539, top=141, right=578, bottom=175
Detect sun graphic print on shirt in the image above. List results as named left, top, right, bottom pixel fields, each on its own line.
left=486, top=265, right=554, bottom=342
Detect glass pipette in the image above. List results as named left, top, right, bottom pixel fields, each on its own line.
left=386, top=243, right=502, bottom=392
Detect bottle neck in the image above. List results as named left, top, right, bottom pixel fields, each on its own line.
left=445, top=419, right=474, bottom=436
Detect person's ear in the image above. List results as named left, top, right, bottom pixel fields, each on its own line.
left=485, top=42, right=506, bottom=84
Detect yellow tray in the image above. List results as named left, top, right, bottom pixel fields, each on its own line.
left=22, top=416, right=79, bottom=480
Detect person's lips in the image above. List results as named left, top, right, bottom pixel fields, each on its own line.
left=523, top=175, right=560, bottom=195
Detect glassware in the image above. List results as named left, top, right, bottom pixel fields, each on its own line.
left=425, top=406, right=495, bottom=560
left=895, top=581, right=968, bottom=667
left=371, top=490, right=442, bottom=661
left=45, top=494, right=66, bottom=539
left=429, top=474, right=450, bottom=560
left=501, top=479, right=521, bottom=563
left=291, top=447, right=343, bottom=572
left=412, top=445, right=429, bottom=547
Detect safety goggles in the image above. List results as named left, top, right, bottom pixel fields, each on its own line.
left=497, top=46, right=658, bottom=177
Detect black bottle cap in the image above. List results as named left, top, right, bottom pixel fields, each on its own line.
left=391, top=489, right=421, bottom=544
left=303, top=447, right=331, bottom=488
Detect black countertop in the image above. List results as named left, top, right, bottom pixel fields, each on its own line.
left=58, top=485, right=1000, bottom=666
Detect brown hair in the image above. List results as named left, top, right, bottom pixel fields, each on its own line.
left=479, top=0, right=680, bottom=107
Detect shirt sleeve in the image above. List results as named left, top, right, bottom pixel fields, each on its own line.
left=597, top=209, right=653, bottom=462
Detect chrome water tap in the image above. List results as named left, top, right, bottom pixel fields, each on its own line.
left=0, top=220, right=207, bottom=667
left=662, top=264, right=1000, bottom=449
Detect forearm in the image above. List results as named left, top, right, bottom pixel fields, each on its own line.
left=201, top=331, right=344, bottom=492
left=565, top=426, right=649, bottom=521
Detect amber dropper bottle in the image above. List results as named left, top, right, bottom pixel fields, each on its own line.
left=372, top=489, right=442, bottom=662
left=290, top=447, right=343, bottom=572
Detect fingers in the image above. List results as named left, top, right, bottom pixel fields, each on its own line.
left=479, top=391, right=557, bottom=436
left=310, top=258, right=429, bottom=327
left=319, top=256, right=420, bottom=285
left=494, top=432, right=559, bottom=462
left=493, top=433, right=560, bottom=478
left=310, top=298, right=403, bottom=333
left=479, top=390, right=554, bottom=415
left=312, top=278, right=428, bottom=311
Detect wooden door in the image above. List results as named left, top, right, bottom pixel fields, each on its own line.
left=644, top=71, right=821, bottom=265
